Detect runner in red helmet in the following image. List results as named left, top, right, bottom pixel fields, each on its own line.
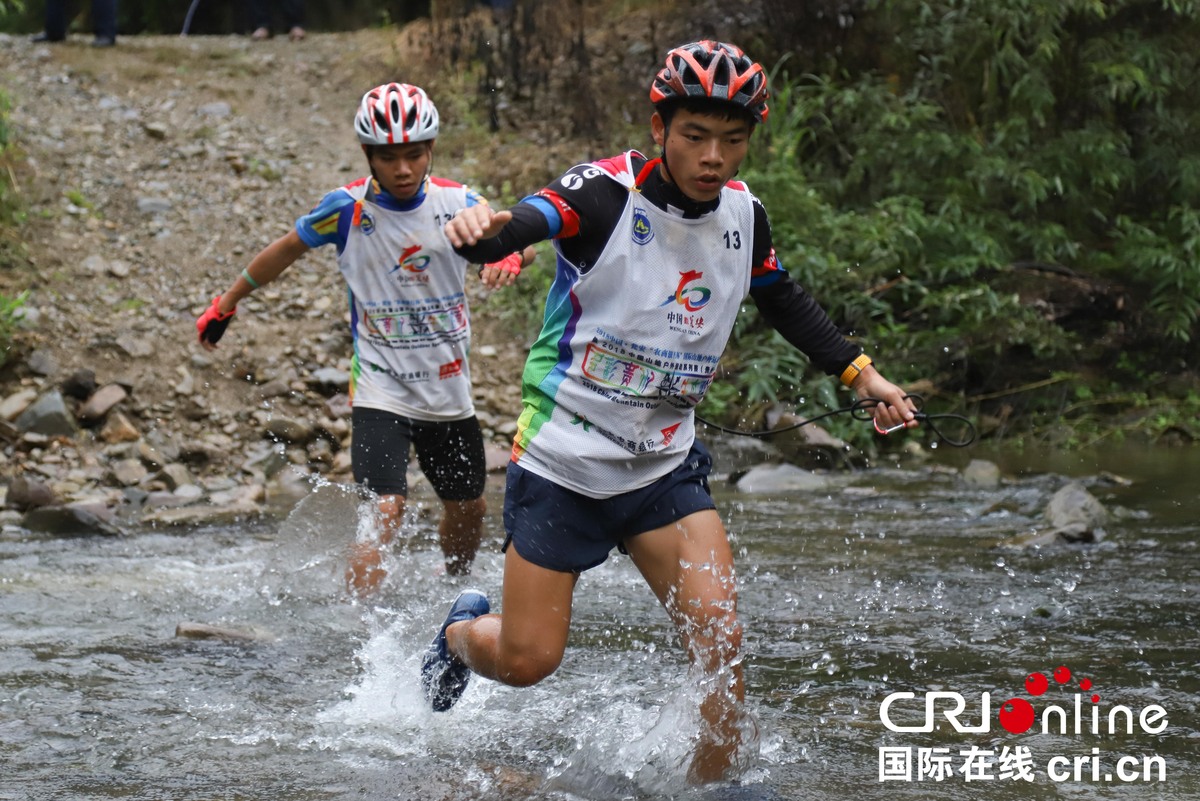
left=427, top=41, right=921, bottom=783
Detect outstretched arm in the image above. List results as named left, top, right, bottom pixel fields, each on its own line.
left=446, top=201, right=556, bottom=265
left=196, top=229, right=310, bottom=350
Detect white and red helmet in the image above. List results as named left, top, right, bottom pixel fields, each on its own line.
left=354, top=83, right=440, bottom=145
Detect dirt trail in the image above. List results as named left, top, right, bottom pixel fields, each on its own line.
left=0, top=30, right=525, bottom=522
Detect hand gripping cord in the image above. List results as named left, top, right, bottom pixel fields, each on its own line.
left=695, top=394, right=977, bottom=448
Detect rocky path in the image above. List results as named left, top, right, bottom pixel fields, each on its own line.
left=0, top=30, right=523, bottom=533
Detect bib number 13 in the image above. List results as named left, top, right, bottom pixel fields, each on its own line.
left=723, top=231, right=741, bottom=249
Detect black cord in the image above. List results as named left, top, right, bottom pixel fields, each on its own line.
left=695, top=394, right=977, bottom=448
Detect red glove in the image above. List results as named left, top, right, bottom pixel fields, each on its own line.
left=486, top=252, right=523, bottom=275
left=196, top=296, right=236, bottom=346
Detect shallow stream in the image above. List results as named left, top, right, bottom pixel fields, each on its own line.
left=3, top=442, right=1196, bottom=800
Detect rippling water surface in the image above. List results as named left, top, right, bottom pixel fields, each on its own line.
left=2, top=443, right=1196, bottom=800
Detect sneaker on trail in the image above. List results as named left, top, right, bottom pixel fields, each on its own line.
left=421, top=589, right=489, bottom=712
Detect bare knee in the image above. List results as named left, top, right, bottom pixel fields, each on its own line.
left=499, top=649, right=562, bottom=687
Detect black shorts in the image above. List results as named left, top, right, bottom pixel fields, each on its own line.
left=501, top=440, right=716, bottom=573
left=351, top=407, right=486, bottom=501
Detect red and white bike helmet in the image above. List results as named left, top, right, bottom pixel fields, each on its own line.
left=354, top=83, right=440, bottom=145
left=650, top=40, right=769, bottom=124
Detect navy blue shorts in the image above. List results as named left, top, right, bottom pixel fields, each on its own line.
left=351, top=407, right=486, bottom=501
left=502, top=440, right=716, bottom=573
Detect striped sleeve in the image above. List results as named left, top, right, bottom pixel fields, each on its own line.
left=295, top=188, right=357, bottom=251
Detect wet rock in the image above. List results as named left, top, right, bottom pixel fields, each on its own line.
left=962, top=459, right=1002, bottom=488
left=14, top=391, right=78, bottom=437
left=704, top=433, right=777, bottom=478
left=735, top=463, right=830, bottom=493
left=110, top=458, right=149, bottom=487
left=136, top=440, right=173, bottom=469
left=115, top=333, right=155, bottom=357
left=306, top=367, right=350, bottom=393
left=209, top=483, right=265, bottom=508
left=1044, top=481, right=1107, bottom=542
left=157, top=463, right=194, bottom=490
left=100, top=410, right=141, bottom=443
left=325, top=392, right=351, bottom=419
left=306, top=437, right=334, bottom=466
left=174, top=621, right=267, bottom=642
left=6, top=475, right=58, bottom=511
left=267, top=468, right=317, bottom=504
left=996, top=482, right=1108, bottom=548
left=484, top=441, right=511, bottom=472
left=173, top=367, right=194, bottom=396
left=264, top=416, right=312, bottom=444
left=0, top=388, right=38, bottom=421
left=256, top=379, right=291, bottom=399
left=760, top=412, right=852, bottom=471
left=27, top=349, right=59, bottom=377
left=171, top=484, right=206, bottom=504
left=78, top=383, right=129, bottom=425
left=21, top=503, right=124, bottom=537
left=141, top=498, right=263, bottom=527
left=179, top=397, right=211, bottom=421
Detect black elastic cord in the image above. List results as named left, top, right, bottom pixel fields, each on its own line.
left=695, top=394, right=977, bottom=448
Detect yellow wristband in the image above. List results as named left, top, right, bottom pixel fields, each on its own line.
left=840, top=353, right=873, bottom=387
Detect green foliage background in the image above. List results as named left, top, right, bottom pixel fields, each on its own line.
left=454, top=0, right=1200, bottom=447
left=727, top=0, right=1200, bottom=446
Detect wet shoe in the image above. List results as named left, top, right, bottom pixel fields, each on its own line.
left=31, top=32, right=65, bottom=43
left=420, top=589, right=489, bottom=712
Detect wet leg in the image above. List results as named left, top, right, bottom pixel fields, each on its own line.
left=625, top=510, right=745, bottom=783
left=438, top=496, right=485, bottom=576
left=346, top=493, right=404, bottom=595
left=446, top=545, right=576, bottom=686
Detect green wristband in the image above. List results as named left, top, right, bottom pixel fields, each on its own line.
left=240, top=268, right=260, bottom=289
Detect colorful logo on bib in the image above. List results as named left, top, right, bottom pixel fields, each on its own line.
left=660, top=269, right=711, bottom=312
left=393, top=244, right=431, bottom=273
left=359, top=209, right=376, bottom=236
left=632, top=208, right=654, bottom=245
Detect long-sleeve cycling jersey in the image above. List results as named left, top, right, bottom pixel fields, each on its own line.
left=455, top=151, right=862, bottom=496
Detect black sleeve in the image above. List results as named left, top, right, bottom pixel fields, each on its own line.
left=453, top=162, right=628, bottom=270
left=453, top=203, right=550, bottom=264
left=747, top=196, right=860, bottom=376
left=750, top=273, right=862, bottom=377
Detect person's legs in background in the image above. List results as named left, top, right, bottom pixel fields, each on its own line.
left=91, top=0, right=118, bottom=46
left=32, top=0, right=68, bottom=42
left=283, top=0, right=305, bottom=40
left=248, top=0, right=270, bottom=39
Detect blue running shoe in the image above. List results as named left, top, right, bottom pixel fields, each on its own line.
left=421, top=589, right=489, bottom=711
